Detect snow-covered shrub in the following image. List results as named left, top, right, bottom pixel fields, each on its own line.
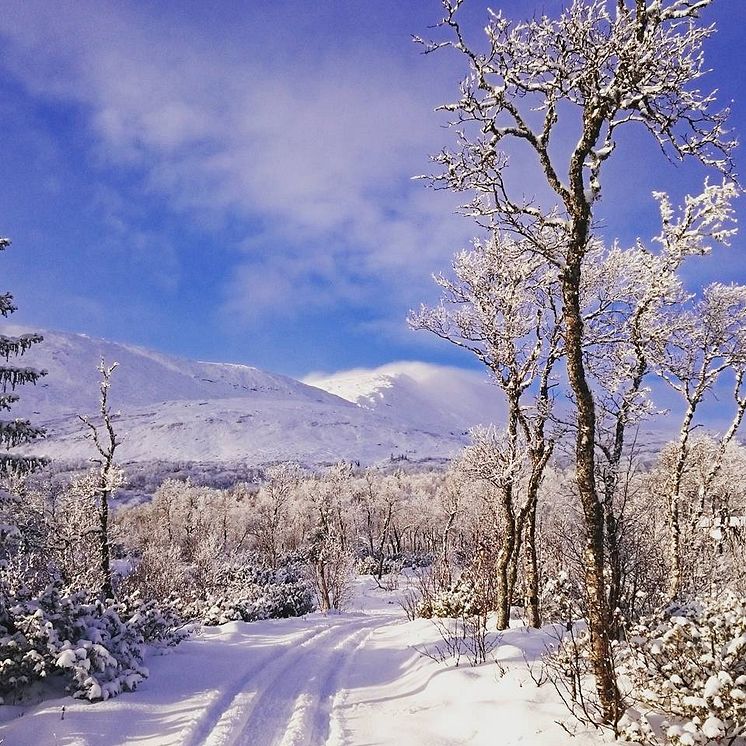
left=356, top=550, right=433, bottom=577
left=354, top=554, right=379, bottom=576
left=0, top=577, right=190, bottom=701
left=409, top=563, right=498, bottom=667
left=417, top=579, right=482, bottom=619
left=121, top=594, right=190, bottom=649
left=0, top=582, right=146, bottom=701
left=399, top=550, right=434, bottom=569
left=198, top=559, right=315, bottom=626
left=354, top=553, right=402, bottom=577
left=540, top=571, right=582, bottom=628
left=416, top=555, right=495, bottom=620
left=619, top=592, right=746, bottom=745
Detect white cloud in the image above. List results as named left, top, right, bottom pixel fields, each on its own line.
left=0, top=0, right=476, bottom=321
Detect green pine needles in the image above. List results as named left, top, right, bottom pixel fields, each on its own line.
left=0, top=237, right=47, bottom=476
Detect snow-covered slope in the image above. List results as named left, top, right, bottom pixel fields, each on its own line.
left=32, top=396, right=467, bottom=464
left=0, top=577, right=602, bottom=746
left=304, top=361, right=505, bottom=435
left=6, top=325, right=347, bottom=421
left=7, top=327, right=498, bottom=465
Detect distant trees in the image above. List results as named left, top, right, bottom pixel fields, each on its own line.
left=411, top=233, right=561, bottom=629
left=0, top=236, right=47, bottom=476
left=417, top=0, right=737, bottom=724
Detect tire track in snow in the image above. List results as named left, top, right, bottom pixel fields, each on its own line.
left=208, top=615, right=384, bottom=746
left=274, top=621, right=379, bottom=746
left=182, top=623, right=334, bottom=746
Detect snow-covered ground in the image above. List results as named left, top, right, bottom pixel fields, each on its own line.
left=304, top=361, right=505, bottom=435
left=9, top=326, right=507, bottom=466
left=0, top=578, right=609, bottom=746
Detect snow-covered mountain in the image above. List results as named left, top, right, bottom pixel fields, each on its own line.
left=304, top=362, right=504, bottom=435
left=7, top=327, right=502, bottom=466
left=7, top=325, right=346, bottom=420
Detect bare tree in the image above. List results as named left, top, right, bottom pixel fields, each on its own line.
left=303, top=464, right=355, bottom=612
left=655, top=283, right=746, bottom=598
left=455, top=426, right=527, bottom=628
left=79, top=360, right=122, bottom=600
left=418, top=0, right=734, bottom=723
left=582, top=181, right=737, bottom=626
left=254, top=463, right=302, bottom=568
left=411, top=234, right=562, bottom=628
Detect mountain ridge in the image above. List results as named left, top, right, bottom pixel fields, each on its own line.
left=6, top=326, right=504, bottom=466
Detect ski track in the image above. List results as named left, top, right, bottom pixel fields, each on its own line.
left=189, top=614, right=387, bottom=746
left=182, top=624, right=329, bottom=746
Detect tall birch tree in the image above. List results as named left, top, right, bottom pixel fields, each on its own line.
left=418, top=0, right=734, bottom=722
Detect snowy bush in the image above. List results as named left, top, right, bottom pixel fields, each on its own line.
left=0, top=583, right=145, bottom=701
left=418, top=580, right=482, bottom=619
left=540, top=571, right=582, bottom=628
left=121, top=594, right=190, bottom=649
left=619, top=592, right=746, bottom=745
left=197, top=559, right=315, bottom=626
left=399, top=550, right=434, bottom=569
left=416, top=557, right=495, bottom=621
left=354, top=553, right=402, bottom=577
left=410, top=565, right=498, bottom=667
left=355, top=550, right=431, bottom=578
left=0, top=579, right=189, bottom=702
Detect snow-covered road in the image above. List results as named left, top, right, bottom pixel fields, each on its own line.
left=0, top=580, right=608, bottom=745
left=193, top=615, right=385, bottom=746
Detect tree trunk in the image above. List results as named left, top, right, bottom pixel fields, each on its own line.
left=562, top=256, right=619, bottom=724
left=375, top=502, right=394, bottom=581
left=317, top=560, right=331, bottom=612
left=495, top=484, right=516, bottom=630
left=507, top=514, right=523, bottom=614
left=495, top=406, right=520, bottom=630
left=524, top=494, right=541, bottom=629
left=100, top=487, right=113, bottom=600
left=667, top=399, right=696, bottom=599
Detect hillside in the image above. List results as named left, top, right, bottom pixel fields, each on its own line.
left=304, top=361, right=504, bottom=435
left=6, top=327, right=502, bottom=466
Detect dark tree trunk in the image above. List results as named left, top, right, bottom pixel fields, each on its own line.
left=99, top=487, right=113, bottom=600
left=563, top=246, right=619, bottom=724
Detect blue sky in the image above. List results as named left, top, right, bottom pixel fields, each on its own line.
left=1, top=0, right=745, bottom=378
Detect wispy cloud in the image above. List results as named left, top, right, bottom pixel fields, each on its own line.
left=0, top=0, right=475, bottom=323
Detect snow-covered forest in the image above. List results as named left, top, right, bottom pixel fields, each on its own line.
left=2, top=0, right=746, bottom=744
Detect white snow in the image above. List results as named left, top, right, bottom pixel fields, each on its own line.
left=304, top=361, right=505, bottom=435
left=8, top=327, right=499, bottom=466
left=0, top=578, right=609, bottom=746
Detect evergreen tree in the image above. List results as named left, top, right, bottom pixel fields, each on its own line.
left=0, top=237, right=47, bottom=476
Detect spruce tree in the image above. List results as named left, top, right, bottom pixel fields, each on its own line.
left=0, top=237, right=47, bottom=476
